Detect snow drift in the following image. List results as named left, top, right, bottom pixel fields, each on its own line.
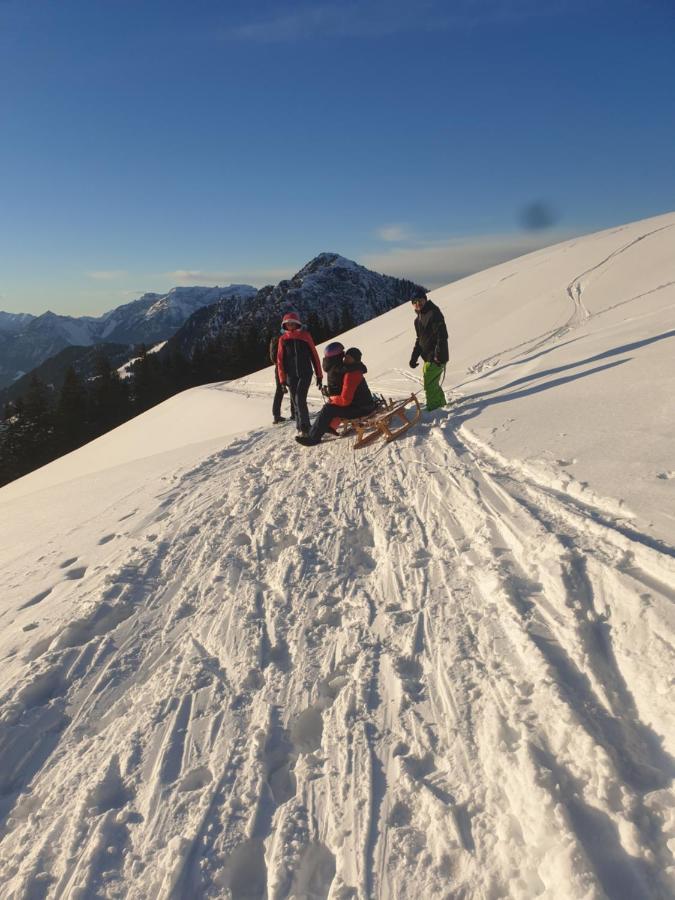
left=0, top=213, right=674, bottom=899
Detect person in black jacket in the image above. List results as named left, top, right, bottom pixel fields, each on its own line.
left=269, top=332, right=296, bottom=424
left=409, top=288, right=449, bottom=411
left=276, top=312, right=323, bottom=435
left=321, top=341, right=346, bottom=397
left=296, top=347, right=375, bottom=446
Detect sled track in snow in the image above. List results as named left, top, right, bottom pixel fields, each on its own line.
left=1, top=420, right=674, bottom=898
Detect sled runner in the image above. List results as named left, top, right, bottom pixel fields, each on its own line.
left=339, top=393, right=422, bottom=449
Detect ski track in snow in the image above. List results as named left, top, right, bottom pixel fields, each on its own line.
left=1, top=411, right=674, bottom=899
left=465, top=222, right=675, bottom=379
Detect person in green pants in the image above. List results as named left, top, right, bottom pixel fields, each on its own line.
left=408, top=288, right=449, bottom=411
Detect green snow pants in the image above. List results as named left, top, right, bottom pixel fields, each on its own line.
left=423, top=361, right=446, bottom=411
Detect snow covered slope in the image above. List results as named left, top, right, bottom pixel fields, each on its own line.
left=0, top=214, right=674, bottom=899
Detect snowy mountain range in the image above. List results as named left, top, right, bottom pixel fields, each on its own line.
left=0, top=285, right=257, bottom=389
left=165, top=252, right=424, bottom=362
left=0, top=213, right=674, bottom=898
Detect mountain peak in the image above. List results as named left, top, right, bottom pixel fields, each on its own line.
left=296, top=252, right=363, bottom=279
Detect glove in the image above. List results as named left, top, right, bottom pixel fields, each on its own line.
left=321, top=384, right=330, bottom=397
left=409, top=358, right=418, bottom=369
left=316, top=377, right=323, bottom=389
left=282, top=384, right=288, bottom=394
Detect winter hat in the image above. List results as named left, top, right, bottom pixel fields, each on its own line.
left=344, top=347, right=362, bottom=361
left=324, top=341, right=345, bottom=358
left=281, top=311, right=302, bottom=328
left=410, top=286, right=428, bottom=303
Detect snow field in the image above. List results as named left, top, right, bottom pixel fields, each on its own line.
left=1, top=415, right=674, bottom=898
left=1, top=212, right=674, bottom=898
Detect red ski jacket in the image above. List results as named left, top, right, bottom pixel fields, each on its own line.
left=330, top=369, right=363, bottom=406
left=277, top=330, right=322, bottom=383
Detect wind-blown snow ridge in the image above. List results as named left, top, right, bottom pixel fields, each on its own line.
left=0, top=212, right=674, bottom=898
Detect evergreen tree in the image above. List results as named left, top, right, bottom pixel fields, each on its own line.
left=0, top=376, right=55, bottom=483
left=90, top=351, right=130, bottom=433
left=339, top=305, right=356, bottom=335
left=164, top=348, right=192, bottom=394
left=0, top=400, right=24, bottom=486
left=55, top=366, right=88, bottom=453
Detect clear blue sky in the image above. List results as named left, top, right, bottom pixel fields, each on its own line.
left=1, top=0, right=674, bottom=315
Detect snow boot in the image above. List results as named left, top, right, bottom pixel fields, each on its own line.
left=295, top=435, right=321, bottom=446
left=273, top=416, right=287, bottom=424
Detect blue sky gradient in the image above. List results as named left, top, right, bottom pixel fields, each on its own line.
left=1, top=0, right=674, bottom=315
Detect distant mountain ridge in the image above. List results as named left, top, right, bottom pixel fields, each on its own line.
left=0, top=254, right=423, bottom=392
left=0, top=312, right=35, bottom=333
left=0, top=285, right=257, bottom=389
left=166, top=252, right=425, bottom=367
left=0, top=343, right=132, bottom=406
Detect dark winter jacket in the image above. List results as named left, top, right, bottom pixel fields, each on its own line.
left=329, top=361, right=374, bottom=413
left=410, top=300, right=449, bottom=365
left=269, top=335, right=279, bottom=365
left=322, top=356, right=345, bottom=396
left=277, top=329, right=322, bottom=383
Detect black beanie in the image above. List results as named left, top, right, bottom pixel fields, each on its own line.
left=344, top=347, right=362, bottom=361
left=410, top=286, right=428, bottom=302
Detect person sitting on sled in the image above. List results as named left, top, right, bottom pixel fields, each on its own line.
left=277, top=312, right=323, bottom=436
left=409, top=287, right=449, bottom=411
left=296, top=347, right=375, bottom=446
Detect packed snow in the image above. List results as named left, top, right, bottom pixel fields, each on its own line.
left=0, top=213, right=674, bottom=899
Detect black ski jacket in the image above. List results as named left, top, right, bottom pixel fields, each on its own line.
left=277, top=331, right=322, bottom=382
left=269, top=335, right=279, bottom=365
left=322, top=356, right=345, bottom=396
left=410, top=300, right=449, bottom=365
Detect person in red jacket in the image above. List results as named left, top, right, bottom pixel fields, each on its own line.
left=276, top=312, right=323, bottom=435
left=296, top=347, right=375, bottom=446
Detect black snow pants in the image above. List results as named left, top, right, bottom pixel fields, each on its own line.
left=309, top=402, right=366, bottom=440
left=288, top=373, right=312, bottom=433
left=273, top=370, right=296, bottom=421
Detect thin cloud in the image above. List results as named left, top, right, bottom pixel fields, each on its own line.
left=88, top=270, right=128, bottom=281
left=376, top=224, right=411, bottom=242
left=166, top=267, right=295, bottom=287
left=222, top=0, right=591, bottom=43
left=361, top=230, right=573, bottom=289
left=167, top=269, right=232, bottom=284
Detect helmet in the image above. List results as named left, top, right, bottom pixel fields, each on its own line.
left=324, top=341, right=344, bottom=358
left=281, top=311, right=302, bottom=329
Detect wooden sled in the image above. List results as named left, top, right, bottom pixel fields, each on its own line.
left=339, top=393, right=422, bottom=449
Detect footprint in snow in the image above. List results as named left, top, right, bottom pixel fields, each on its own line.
left=657, top=470, right=674, bottom=480
left=290, top=707, right=323, bottom=754
left=19, top=587, right=53, bottom=610
left=59, top=556, right=78, bottom=568
left=178, top=766, right=213, bottom=792
left=98, top=533, right=116, bottom=545
left=388, top=801, right=412, bottom=827
left=64, top=566, right=88, bottom=580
